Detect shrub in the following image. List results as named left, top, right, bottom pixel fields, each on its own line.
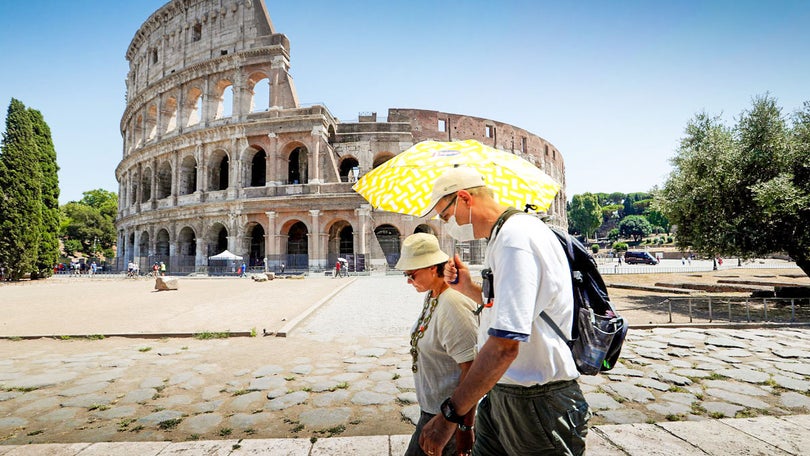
left=591, top=244, right=599, bottom=254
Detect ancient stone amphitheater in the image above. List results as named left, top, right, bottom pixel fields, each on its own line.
left=115, top=0, right=567, bottom=274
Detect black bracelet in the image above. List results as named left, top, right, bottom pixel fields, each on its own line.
left=457, top=423, right=474, bottom=432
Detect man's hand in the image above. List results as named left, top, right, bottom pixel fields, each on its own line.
left=419, top=415, right=456, bottom=455
left=445, top=253, right=481, bottom=303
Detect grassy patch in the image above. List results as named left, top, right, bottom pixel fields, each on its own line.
left=291, top=424, right=304, bottom=433
left=707, top=373, right=728, bottom=381
left=88, top=404, right=110, bottom=411
left=87, top=334, right=105, bottom=340
left=709, top=411, right=725, bottom=418
left=117, top=418, right=135, bottom=431
left=231, top=389, right=249, bottom=396
left=188, top=434, right=200, bottom=441
left=244, top=428, right=256, bottom=435
left=219, top=428, right=232, bottom=437
left=335, top=382, right=349, bottom=390
left=138, top=347, right=152, bottom=352
left=316, top=425, right=346, bottom=437
left=310, top=437, right=318, bottom=444
left=690, top=402, right=707, bottom=415
left=3, top=386, right=39, bottom=393
left=284, top=375, right=296, bottom=381
left=250, top=327, right=257, bottom=337
left=668, top=385, right=687, bottom=393
left=392, top=373, right=401, bottom=380
left=130, top=425, right=145, bottom=433
left=735, top=408, right=758, bottom=419
left=26, top=430, right=44, bottom=436
left=665, top=414, right=682, bottom=421
left=194, top=331, right=230, bottom=340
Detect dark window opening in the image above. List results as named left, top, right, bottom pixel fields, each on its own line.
left=192, top=24, right=202, bottom=42
left=218, top=156, right=229, bottom=190
left=250, top=150, right=267, bottom=186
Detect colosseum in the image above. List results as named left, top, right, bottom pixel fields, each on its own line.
left=115, top=0, right=567, bottom=274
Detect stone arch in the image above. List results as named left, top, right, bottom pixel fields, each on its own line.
left=285, top=144, right=308, bottom=184
left=339, top=156, right=359, bottom=183
left=179, top=155, right=197, bottom=195
left=177, top=226, right=197, bottom=272
left=155, top=228, right=170, bottom=257
left=206, top=222, right=229, bottom=257
left=138, top=230, right=150, bottom=258
left=157, top=161, right=173, bottom=199
left=244, top=146, right=267, bottom=187
left=163, top=96, right=178, bottom=133
left=134, top=114, right=144, bottom=148
left=374, top=224, right=401, bottom=267
left=209, top=149, right=229, bottom=191
left=248, top=72, right=270, bottom=112
left=146, top=104, right=158, bottom=140
left=215, top=79, right=234, bottom=119
left=246, top=222, right=266, bottom=266
left=185, top=86, right=203, bottom=127
left=129, top=177, right=138, bottom=207
left=372, top=151, right=395, bottom=169
left=282, top=219, right=309, bottom=270
left=326, top=219, right=354, bottom=267
left=127, top=233, right=136, bottom=262
left=141, top=167, right=152, bottom=202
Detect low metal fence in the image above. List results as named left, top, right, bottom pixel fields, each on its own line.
left=659, top=296, right=809, bottom=324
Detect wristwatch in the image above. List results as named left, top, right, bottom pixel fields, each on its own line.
left=440, top=397, right=465, bottom=424
left=457, top=423, right=474, bottom=432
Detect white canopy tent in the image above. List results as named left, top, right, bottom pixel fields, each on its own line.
left=208, top=250, right=243, bottom=261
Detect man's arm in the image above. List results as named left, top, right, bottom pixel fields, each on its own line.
left=444, top=253, right=483, bottom=304
left=419, top=335, right=519, bottom=454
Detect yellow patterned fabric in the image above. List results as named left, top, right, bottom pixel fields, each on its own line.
left=352, top=139, right=560, bottom=216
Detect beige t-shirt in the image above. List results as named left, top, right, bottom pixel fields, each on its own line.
left=411, top=288, right=478, bottom=414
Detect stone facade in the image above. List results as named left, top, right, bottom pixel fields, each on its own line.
left=115, top=0, right=567, bottom=273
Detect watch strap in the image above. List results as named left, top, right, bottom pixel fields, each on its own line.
left=441, top=397, right=465, bottom=424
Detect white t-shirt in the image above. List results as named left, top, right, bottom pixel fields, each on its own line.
left=479, top=213, right=579, bottom=386
left=411, top=288, right=478, bottom=414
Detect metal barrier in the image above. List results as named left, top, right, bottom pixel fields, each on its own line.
left=659, top=296, right=809, bottom=324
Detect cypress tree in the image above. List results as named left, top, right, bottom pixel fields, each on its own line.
left=0, top=98, right=42, bottom=280
left=28, top=108, right=60, bottom=278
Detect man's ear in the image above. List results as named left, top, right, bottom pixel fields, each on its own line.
left=457, top=189, right=472, bottom=206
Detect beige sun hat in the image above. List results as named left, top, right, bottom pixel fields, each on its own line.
left=395, top=233, right=449, bottom=270
left=419, top=166, right=487, bottom=217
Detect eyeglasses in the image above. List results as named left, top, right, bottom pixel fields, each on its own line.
left=437, top=194, right=458, bottom=222
left=403, top=270, right=419, bottom=281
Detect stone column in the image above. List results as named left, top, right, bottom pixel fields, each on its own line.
left=309, top=126, right=325, bottom=184
left=309, top=210, right=321, bottom=269
left=195, top=237, right=206, bottom=271
left=265, top=211, right=278, bottom=257
left=151, top=158, right=158, bottom=209
left=356, top=205, right=371, bottom=255
left=266, top=133, right=277, bottom=186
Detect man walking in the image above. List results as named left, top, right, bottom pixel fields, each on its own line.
left=419, top=167, right=589, bottom=456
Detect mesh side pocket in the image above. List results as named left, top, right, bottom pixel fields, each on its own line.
left=572, top=308, right=619, bottom=375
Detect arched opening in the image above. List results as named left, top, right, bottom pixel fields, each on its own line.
left=157, top=161, right=172, bottom=199
left=215, top=80, right=233, bottom=119
left=207, top=223, right=229, bottom=257
left=177, top=227, right=196, bottom=273
left=249, top=224, right=265, bottom=267
left=186, top=86, right=203, bottom=127
left=250, top=75, right=270, bottom=112
left=154, top=229, right=170, bottom=272
left=375, top=224, right=401, bottom=267
left=163, top=96, right=178, bottom=133
left=179, top=155, right=197, bottom=195
left=141, top=168, right=152, bottom=202
left=138, top=231, right=150, bottom=260
left=250, top=149, right=267, bottom=187
left=373, top=152, right=395, bottom=169
left=146, top=104, right=158, bottom=140
left=129, top=180, right=138, bottom=206
left=127, top=233, right=136, bottom=263
left=339, top=157, right=359, bottom=183
left=414, top=223, right=436, bottom=235
left=287, top=146, right=308, bottom=184
left=134, top=114, right=144, bottom=148
left=210, top=151, right=229, bottom=191
left=286, top=221, right=308, bottom=270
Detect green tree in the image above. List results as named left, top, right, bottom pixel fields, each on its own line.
left=567, top=193, right=602, bottom=240
left=79, top=189, right=117, bottom=222
left=0, top=99, right=42, bottom=280
left=618, top=215, right=652, bottom=242
left=660, top=94, right=810, bottom=278
left=644, top=207, right=670, bottom=234
left=61, top=201, right=116, bottom=256
left=29, top=108, right=60, bottom=279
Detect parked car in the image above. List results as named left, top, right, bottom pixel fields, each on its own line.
left=624, top=251, right=659, bottom=265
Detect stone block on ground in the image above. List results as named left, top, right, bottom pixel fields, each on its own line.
left=154, top=277, right=178, bottom=291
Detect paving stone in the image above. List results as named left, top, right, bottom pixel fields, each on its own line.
left=772, top=374, right=810, bottom=392
left=355, top=348, right=387, bottom=358
left=633, top=340, right=668, bottom=350
left=596, top=409, right=649, bottom=424
left=693, top=363, right=725, bottom=371
left=658, top=372, right=692, bottom=386
left=91, top=405, right=138, bottom=419
left=667, top=339, right=696, bottom=349
left=60, top=393, right=112, bottom=408
left=779, top=392, right=810, bottom=410
left=672, top=368, right=712, bottom=379
left=401, top=404, right=421, bottom=425
left=58, top=381, right=110, bottom=397
left=0, top=417, right=27, bottom=430
left=703, top=388, right=770, bottom=409
left=772, top=348, right=810, bottom=359
left=607, top=366, right=645, bottom=377
left=668, top=359, right=693, bottom=368
left=228, top=412, right=272, bottom=429
left=634, top=348, right=668, bottom=360
left=774, top=361, right=810, bottom=376
left=76, top=369, right=126, bottom=384
left=658, top=392, right=698, bottom=405
left=310, top=435, right=390, bottom=456
left=351, top=391, right=395, bottom=405
left=228, top=391, right=266, bottom=412
left=705, top=337, right=746, bottom=348
left=266, top=388, right=289, bottom=400
left=15, top=397, right=60, bottom=414
left=646, top=401, right=693, bottom=416
left=290, top=365, right=312, bottom=375
left=372, top=382, right=400, bottom=395
left=179, top=413, right=223, bottom=434
left=331, top=372, right=364, bottom=383
left=396, top=377, right=415, bottom=390
left=139, top=377, right=164, bottom=389
left=267, top=391, right=309, bottom=411
left=633, top=377, right=670, bottom=391
left=252, top=365, right=284, bottom=377
left=703, top=380, right=769, bottom=396
left=6, top=372, right=78, bottom=389
left=162, top=394, right=193, bottom=406
left=397, top=392, right=418, bottom=404
left=159, top=441, right=237, bottom=455
left=194, top=400, right=224, bottom=413
left=342, top=357, right=371, bottom=364
left=700, top=401, right=743, bottom=418
left=715, top=368, right=770, bottom=384
left=36, top=407, right=80, bottom=423
left=601, top=383, right=655, bottom=403
left=584, top=393, right=622, bottom=410
left=346, top=363, right=376, bottom=373
left=248, top=377, right=286, bottom=391
left=121, top=388, right=157, bottom=404
left=168, top=372, right=194, bottom=385
left=714, top=348, right=753, bottom=358
left=137, top=409, right=184, bottom=426
left=299, top=407, right=351, bottom=428
left=0, top=392, right=21, bottom=402
left=667, top=348, right=693, bottom=358
left=192, top=363, right=220, bottom=374
left=201, top=385, right=222, bottom=401
left=312, top=390, right=351, bottom=407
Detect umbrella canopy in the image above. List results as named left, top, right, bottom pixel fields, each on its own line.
left=352, top=139, right=560, bottom=216
left=208, top=250, right=243, bottom=261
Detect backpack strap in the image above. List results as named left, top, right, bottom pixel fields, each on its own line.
left=539, top=311, right=573, bottom=347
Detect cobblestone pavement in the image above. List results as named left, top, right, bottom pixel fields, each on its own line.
left=1, top=275, right=809, bottom=450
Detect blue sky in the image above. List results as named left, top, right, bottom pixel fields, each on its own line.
left=1, top=0, right=808, bottom=205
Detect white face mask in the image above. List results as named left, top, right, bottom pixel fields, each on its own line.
left=444, top=198, right=475, bottom=242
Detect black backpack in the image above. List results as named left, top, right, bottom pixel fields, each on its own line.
left=498, top=208, right=628, bottom=375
